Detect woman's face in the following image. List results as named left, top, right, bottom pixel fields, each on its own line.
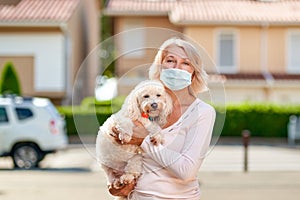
left=162, top=45, right=194, bottom=74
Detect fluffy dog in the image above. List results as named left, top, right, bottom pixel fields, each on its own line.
left=96, top=80, right=172, bottom=199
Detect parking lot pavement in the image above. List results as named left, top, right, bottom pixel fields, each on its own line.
left=199, top=171, right=300, bottom=200
left=0, top=168, right=300, bottom=200
left=0, top=169, right=112, bottom=200
left=1, top=143, right=300, bottom=172
left=201, top=145, right=300, bottom=172
left=1, top=143, right=300, bottom=200
left=0, top=144, right=98, bottom=170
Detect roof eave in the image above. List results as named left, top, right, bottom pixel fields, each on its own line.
left=0, top=21, right=67, bottom=28
left=170, top=19, right=300, bottom=26
left=103, top=9, right=168, bottom=17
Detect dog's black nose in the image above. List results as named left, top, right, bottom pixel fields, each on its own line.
left=151, top=103, right=158, bottom=109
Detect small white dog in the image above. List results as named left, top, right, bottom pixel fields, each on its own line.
left=96, top=80, right=172, bottom=199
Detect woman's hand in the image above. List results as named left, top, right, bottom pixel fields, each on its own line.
left=111, top=121, right=148, bottom=146
left=108, top=180, right=136, bottom=197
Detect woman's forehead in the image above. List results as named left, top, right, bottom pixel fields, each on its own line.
left=165, top=45, right=188, bottom=59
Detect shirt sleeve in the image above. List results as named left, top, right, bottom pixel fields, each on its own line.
left=141, top=105, right=216, bottom=181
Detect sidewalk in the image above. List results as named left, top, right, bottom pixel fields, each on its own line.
left=198, top=171, right=300, bottom=200
left=1, top=140, right=300, bottom=200
left=67, top=136, right=300, bottom=172
left=199, top=138, right=300, bottom=199
left=201, top=144, right=300, bottom=172
left=1, top=136, right=297, bottom=172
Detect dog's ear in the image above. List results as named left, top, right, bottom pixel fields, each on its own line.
left=124, top=88, right=140, bottom=121
left=159, top=93, right=173, bottom=125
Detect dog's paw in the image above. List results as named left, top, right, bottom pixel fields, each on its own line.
left=119, top=133, right=132, bottom=143
left=112, top=179, right=124, bottom=189
left=150, top=133, right=164, bottom=146
left=119, top=174, right=135, bottom=185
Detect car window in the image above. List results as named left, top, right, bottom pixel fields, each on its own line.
left=0, top=107, right=9, bottom=123
left=45, top=103, right=61, bottom=118
left=15, top=108, right=34, bottom=120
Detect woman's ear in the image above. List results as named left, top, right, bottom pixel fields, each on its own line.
left=192, top=72, right=195, bottom=81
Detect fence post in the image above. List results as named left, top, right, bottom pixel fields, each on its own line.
left=288, top=115, right=297, bottom=145
left=242, top=130, right=251, bottom=173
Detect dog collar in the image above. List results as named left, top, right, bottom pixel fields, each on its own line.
left=142, top=112, right=149, bottom=119
left=141, top=112, right=156, bottom=122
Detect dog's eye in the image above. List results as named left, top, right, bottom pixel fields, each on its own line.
left=156, top=94, right=161, bottom=97
left=143, top=95, right=150, bottom=98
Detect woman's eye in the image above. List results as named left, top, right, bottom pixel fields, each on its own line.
left=143, top=95, right=150, bottom=98
left=167, top=59, right=175, bottom=63
left=183, top=62, right=190, bottom=66
left=156, top=94, right=161, bottom=97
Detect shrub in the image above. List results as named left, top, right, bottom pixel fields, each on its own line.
left=217, top=103, right=300, bottom=137
left=0, top=62, right=22, bottom=95
left=57, top=96, right=125, bottom=136
left=58, top=97, right=300, bottom=138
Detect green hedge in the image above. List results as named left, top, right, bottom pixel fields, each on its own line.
left=216, top=103, right=300, bottom=137
left=57, top=96, right=125, bottom=136
left=57, top=97, right=300, bottom=138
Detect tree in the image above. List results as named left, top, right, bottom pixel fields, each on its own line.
left=0, top=62, right=22, bottom=95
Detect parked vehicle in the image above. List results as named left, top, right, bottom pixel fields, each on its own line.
left=0, top=95, right=68, bottom=169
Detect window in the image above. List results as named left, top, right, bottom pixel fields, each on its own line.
left=216, top=30, right=238, bottom=73
left=15, top=108, right=33, bottom=120
left=287, top=31, right=300, bottom=73
left=120, top=19, right=145, bottom=58
left=0, top=107, right=9, bottom=123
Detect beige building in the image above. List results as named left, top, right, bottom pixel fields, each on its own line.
left=0, top=0, right=100, bottom=105
left=104, top=0, right=300, bottom=104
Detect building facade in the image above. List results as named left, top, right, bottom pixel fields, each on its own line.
left=0, top=0, right=100, bottom=104
left=104, top=0, right=300, bottom=104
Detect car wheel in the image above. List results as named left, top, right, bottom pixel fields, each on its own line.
left=12, top=143, right=41, bottom=169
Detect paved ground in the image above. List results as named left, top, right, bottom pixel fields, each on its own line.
left=1, top=141, right=300, bottom=200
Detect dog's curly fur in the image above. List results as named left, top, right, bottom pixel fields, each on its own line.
left=96, top=80, right=172, bottom=199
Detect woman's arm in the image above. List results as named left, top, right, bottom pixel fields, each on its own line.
left=111, top=121, right=148, bottom=145
left=141, top=105, right=216, bottom=181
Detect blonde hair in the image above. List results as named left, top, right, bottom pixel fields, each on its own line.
left=149, top=37, right=208, bottom=96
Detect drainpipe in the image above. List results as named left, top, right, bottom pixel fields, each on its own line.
left=60, top=23, right=72, bottom=105
left=261, top=22, right=274, bottom=101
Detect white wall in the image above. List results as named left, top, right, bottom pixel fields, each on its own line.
left=0, top=33, right=65, bottom=92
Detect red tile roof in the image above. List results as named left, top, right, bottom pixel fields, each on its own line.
left=105, top=0, right=178, bottom=16
left=105, top=0, right=300, bottom=25
left=213, top=73, right=300, bottom=82
left=171, top=0, right=300, bottom=25
left=0, top=0, right=80, bottom=24
left=272, top=73, right=300, bottom=80
left=222, top=73, right=266, bottom=80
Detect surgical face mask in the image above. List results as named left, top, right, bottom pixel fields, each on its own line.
left=160, top=68, right=192, bottom=91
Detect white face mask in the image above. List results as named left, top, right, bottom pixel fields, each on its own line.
left=160, top=68, right=192, bottom=91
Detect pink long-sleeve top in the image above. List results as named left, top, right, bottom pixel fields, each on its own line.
left=130, top=99, right=216, bottom=200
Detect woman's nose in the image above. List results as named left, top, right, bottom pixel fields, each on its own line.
left=172, top=61, right=180, bottom=69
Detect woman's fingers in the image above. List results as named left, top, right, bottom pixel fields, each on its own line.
left=111, top=122, right=148, bottom=145
left=111, top=126, right=119, bottom=136
left=111, top=126, right=123, bottom=144
left=108, top=180, right=136, bottom=197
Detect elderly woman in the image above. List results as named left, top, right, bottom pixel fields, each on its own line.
left=110, top=37, right=216, bottom=200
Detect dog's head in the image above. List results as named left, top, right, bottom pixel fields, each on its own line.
left=124, top=80, right=172, bottom=126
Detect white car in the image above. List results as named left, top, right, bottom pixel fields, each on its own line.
left=0, top=96, right=68, bottom=169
